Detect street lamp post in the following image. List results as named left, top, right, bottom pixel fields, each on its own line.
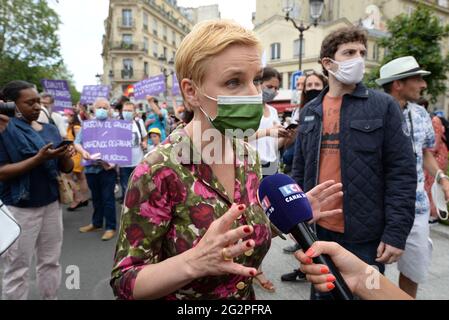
left=283, top=0, right=324, bottom=71
left=108, top=70, right=114, bottom=92
left=158, top=54, right=175, bottom=100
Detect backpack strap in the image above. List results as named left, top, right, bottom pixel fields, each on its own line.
left=42, top=108, right=56, bottom=126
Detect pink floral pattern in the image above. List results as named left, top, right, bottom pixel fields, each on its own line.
left=111, top=127, right=271, bottom=300
left=132, top=163, right=150, bottom=182
left=245, top=172, right=259, bottom=204
left=193, top=181, right=216, bottom=199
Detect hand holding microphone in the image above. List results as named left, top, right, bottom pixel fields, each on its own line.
left=296, top=241, right=367, bottom=294
left=258, top=174, right=353, bottom=300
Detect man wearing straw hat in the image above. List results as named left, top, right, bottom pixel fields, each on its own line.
left=377, top=56, right=449, bottom=298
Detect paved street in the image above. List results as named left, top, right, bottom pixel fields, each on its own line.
left=1, top=201, right=449, bottom=300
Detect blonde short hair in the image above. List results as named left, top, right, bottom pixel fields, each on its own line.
left=175, top=20, right=262, bottom=88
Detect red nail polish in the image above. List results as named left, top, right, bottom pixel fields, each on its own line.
left=320, top=266, right=329, bottom=274
left=306, top=257, right=313, bottom=264
left=243, top=226, right=251, bottom=233
left=305, top=248, right=315, bottom=257
left=327, top=283, right=335, bottom=290
left=327, top=275, right=336, bottom=282
left=249, top=270, right=256, bottom=276
left=246, top=241, right=252, bottom=248
left=238, top=205, right=245, bottom=211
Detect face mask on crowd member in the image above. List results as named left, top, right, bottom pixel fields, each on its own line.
left=199, top=92, right=263, bottom=135
left=94, top=98, right=110, bottom=121
left=123, top=111, right=134, bottom=121
left=262, top=88, right=277, bottom=103
left=322, top=42, right=367, bottom=85
left=95, top=109, right=108, bottom=120
left=122, top=102, right=135, bottom=122
left=304, top=90, right=322, bottom=103
left=261, top=75, right=280, bottom=104
left=303, top=74, right=326, bottom=104
left=327, top=57, right=365, bottom=85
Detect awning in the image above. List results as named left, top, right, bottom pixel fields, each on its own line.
left=270, top=101, right=296, bottom=113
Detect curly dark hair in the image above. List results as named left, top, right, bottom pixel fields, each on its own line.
left=319, top=27, right=367, bottom=76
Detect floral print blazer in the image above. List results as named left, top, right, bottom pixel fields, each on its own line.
left=111, top=127, right=272, bottom=300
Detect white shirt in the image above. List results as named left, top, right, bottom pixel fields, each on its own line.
left=38, top=107, right=67, bottom=138
left=123, top=119, right=148, bottom=168
left=250, top=105, right=281, bottom=164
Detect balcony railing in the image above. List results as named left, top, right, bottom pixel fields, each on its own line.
left=110, top=69, right=147, bottom=82
left=110, top=42, right=144, bottom=52
left=142, top=0, right=191, bottom=33
left=118, top=18, right=136, bottom=29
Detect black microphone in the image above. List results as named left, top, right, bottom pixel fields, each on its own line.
left=258, top=174, right=353, bottom=300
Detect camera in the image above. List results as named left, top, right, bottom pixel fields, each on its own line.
left=0, top=101, right=16, bottom=117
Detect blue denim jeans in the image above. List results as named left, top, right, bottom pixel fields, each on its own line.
left=86, top=169, right=117, bottom=231
left=119, top=167, right=135, bottom=200
left=310, top=224, right=385, bottom=300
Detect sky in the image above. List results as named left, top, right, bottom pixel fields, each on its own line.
left=52, top=0, right=256, bottom=91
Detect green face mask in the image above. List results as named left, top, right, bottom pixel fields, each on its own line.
left=200, top=94, right=263, bottom=136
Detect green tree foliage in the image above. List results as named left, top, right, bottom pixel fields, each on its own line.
left=0, top=0, right=79, bottom=101
left=366, top=5, right=449, bottom=102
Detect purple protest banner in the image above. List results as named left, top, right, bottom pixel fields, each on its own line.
left=172, top=74, right=181, bottom=96
left=40, top=79, right=72, bottom=112
left=81, top=120, right=133, bottom=166
left=80, top=85, right=111, bottom=104
left=133, top=74, right=166, bottom=99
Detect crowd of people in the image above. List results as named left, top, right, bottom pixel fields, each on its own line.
left=1, top=18, right=448, bottom=301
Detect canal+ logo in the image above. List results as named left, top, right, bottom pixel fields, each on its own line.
left=279, top=184, right=302, bottom=197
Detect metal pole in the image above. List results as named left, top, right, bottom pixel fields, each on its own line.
left=165, top=70, right=169, bottom=101
left=298, top=29, right=304, bottom=71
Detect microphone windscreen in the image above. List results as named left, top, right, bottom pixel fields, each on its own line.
left=257, top=174, right=313, bottom=233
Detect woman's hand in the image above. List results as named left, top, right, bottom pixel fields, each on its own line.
left=295, top=241, right=368, bottom=294
left=99, top=161, right=116, bottom=171
left=81, top=150, right=92, bottom=161
left=268, top=125, right=289, bottom=138
left=60, top=144, right=76, bottom=160
left=36, top=143, right=70, bottom=161
left=185, top=204, right=258, bottom=279
left=0, top=114, right=9, bottom=133
left=305, top=180, right=343, bottom=223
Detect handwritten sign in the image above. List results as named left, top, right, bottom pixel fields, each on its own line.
left=82, top=120, right=132, bottom=166
left=133, top=74, right=166, bottom=99
left=80, top=85, right=111, bottom=104
left=40, top=79, right=72, bottom=112
left=172, top=74, right=181, bottom=96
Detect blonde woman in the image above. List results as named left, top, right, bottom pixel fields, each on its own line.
left=111, top=20, right=341, bottom=300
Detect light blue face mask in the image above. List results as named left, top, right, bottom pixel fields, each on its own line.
left=95, top=108, right=108, bottom=120
left=123, top=111, right=134, bottom=121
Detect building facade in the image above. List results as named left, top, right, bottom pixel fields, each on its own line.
left=181, top=4, right=221, bottom=23
left=253, top=0, right=449, bottom=112
left=101, top=0, right=220, bottom=100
